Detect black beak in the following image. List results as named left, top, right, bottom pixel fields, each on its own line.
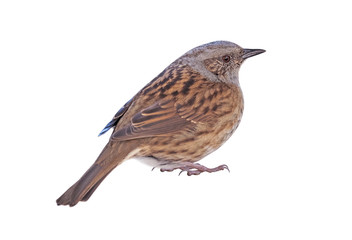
left=242, top=48, right=266, bottom=59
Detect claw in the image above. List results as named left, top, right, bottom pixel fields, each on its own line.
left=216, top=164, right=230, bottom=173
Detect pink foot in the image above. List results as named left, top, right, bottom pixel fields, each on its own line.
left=158, top=162, right=230, bottom=176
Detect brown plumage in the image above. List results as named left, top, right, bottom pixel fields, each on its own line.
left=57, top=41, right=265, bottom=206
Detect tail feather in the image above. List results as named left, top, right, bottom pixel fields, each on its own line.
left=56, top=141, right=138, bottom=207
left=56, top=164, right=103, bottom=206
left=81, top=170, right=112, bottom=202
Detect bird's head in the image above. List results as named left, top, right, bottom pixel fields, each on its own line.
left=182, top=41, right=265, bottom=85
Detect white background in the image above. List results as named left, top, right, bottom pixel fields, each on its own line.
left=1, top=0, right=351, bottom=239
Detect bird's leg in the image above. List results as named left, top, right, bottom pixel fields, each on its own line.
left=158, top=162, right=230, bottom=176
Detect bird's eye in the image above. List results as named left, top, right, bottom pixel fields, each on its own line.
left=222, top=55, right=231, bottom=63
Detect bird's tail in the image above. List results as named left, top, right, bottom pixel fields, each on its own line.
left=56, top=140, right=138, bottom=207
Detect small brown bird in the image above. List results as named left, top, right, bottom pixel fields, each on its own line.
left=57, top=41, right=265, bottom=206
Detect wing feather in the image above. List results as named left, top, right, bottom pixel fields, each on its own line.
left=98, top=98, right=133, bottom=136
left=112, top=99, right=198, bottom=141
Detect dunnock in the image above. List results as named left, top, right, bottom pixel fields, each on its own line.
left=57, top=41, right=265, bottom=206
